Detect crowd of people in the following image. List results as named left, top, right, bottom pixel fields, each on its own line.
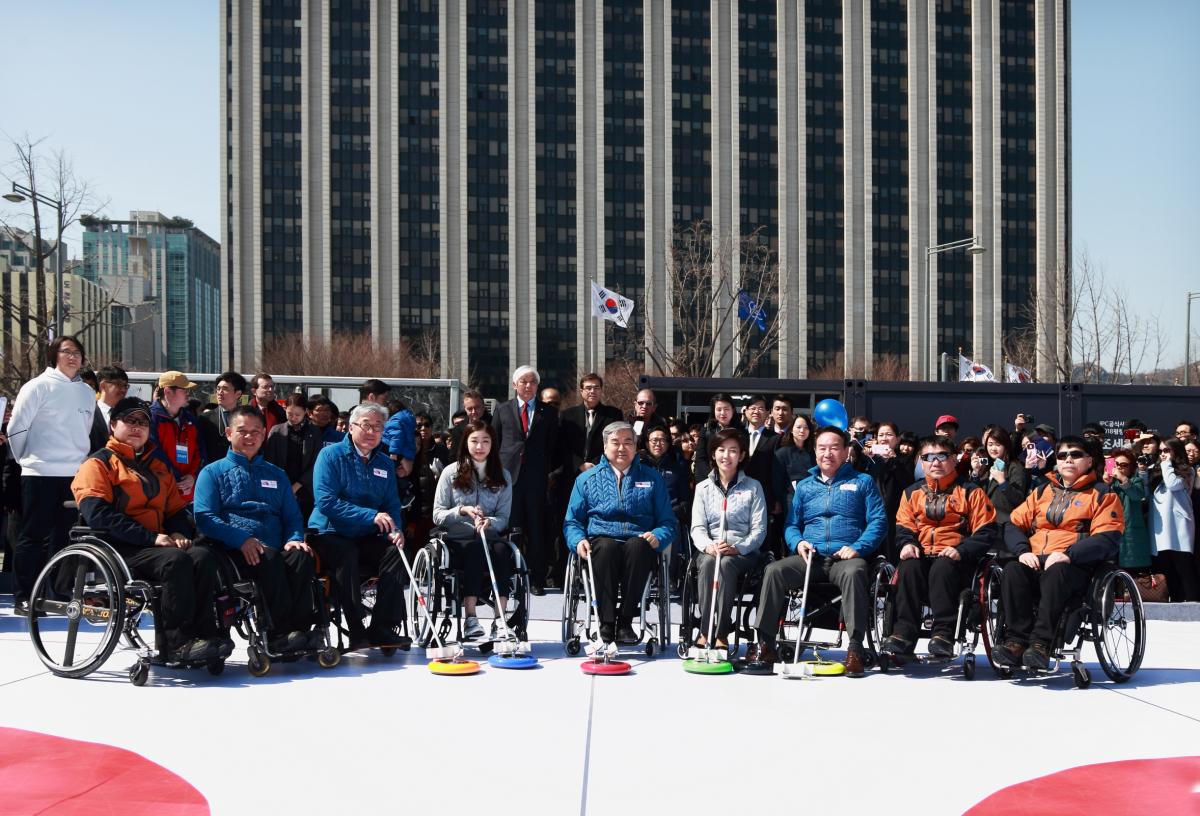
left=1, top=337, right=1197, bottom=674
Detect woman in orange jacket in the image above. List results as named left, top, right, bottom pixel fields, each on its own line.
left=991, top=435, right=1124, bottom=671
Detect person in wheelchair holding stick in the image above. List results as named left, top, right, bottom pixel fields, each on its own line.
left=309, top=402, right=410, bottom=651
left=748, top=426, right=886, bottom=677
left=991, top=435, right=1124, bottom=671
left=194, top=406, right=320, bottom=653
left=564, top=421, right=678, bottom=645
left=430, top=419, right=514, bottom=640
left=882, top=435, right=998, bottom=660
left=70, top=397, right=231, bottom=663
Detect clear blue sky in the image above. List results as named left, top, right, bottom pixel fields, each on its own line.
left=1, top=0, right=1196, bottom=369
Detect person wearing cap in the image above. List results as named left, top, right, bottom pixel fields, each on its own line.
left=149, top=371, right=208, bottom=502
left=194, top=405, right=320, bottom=653
left=934, top=415, right=959, bottom=442
left=71, top=397, right=230, bottom=663
left=7, top=335, right=96, bottom=615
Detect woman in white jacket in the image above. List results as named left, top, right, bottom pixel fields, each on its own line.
left=6, top=335, right=96, bottom=612
left=431, top=420, right=514, bottom=639
left=1150, top=437, right=1198, bottom=601
left=690, top=427, right=767, bottom=649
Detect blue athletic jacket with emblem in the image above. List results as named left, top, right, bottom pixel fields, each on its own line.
left=194, top=449, right=306, bottom=550
left=783, top=461, right=887, bottom=557
left=308, top=434, right=406, bottom=537
left=564, top=457, right=677, bottom=553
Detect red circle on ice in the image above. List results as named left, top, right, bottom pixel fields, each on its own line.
left=966, top=756, right=1200, bottom=815
left=0, top=727, right=208, bottom=815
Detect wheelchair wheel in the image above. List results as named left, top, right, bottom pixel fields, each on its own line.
left=318, top=646, right=341, bottom=668
left=561, top=554, right=586, bottom=654
left=655, top=555, right=671, bottom=650
left=678, top=556, right=701, bottom=651
left=867, top=560, right=894, bottom=658
left=407, top=547, right=437, bottom=647
left=247, top=644, right=271, bottom=677
left=29, top=544, right=126, bottom=679
left=978, top=561, right=1011, bottom=678
left=1092, top=569, right=1146, bottom=683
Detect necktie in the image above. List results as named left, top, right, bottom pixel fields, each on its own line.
left=587, top=410, right=594, bottom=434
left=751, top=429, right=760, bottom=455
left=521, top=401, right=530, bottom=435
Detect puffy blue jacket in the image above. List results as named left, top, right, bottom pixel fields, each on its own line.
left=194, top=449, right=305, bottom=550
left=383, top=407, right=416, bottom=462
left=564, top=457, right=677, bottom=553
left=308, top=435, right=406, bottom=537
left=783, top=461, right=886, bottom=557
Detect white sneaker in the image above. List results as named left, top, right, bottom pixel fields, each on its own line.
left=463, top=616, right=484, bottom=640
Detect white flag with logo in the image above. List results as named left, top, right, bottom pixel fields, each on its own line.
left=590, top=281, right=634, bottom=329
left=959, top=354, right=996, bottom=382
left=1004, top=362, right=1034, bottom=383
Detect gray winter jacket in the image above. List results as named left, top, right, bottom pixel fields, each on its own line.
left=690, top=470, right=767, bottom=555
left=432, top=461, right=513, bottom=542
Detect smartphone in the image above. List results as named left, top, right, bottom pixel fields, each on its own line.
left=1104, top=457, right=1116, bottom=477
left=870, top=444, right=890, bottom=456
left=992, top=458, right=1006, bottom=472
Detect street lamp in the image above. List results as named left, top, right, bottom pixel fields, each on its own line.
left=924, top=236, right=986, bottom=380
left=4, top=182, right=65, bottom=339
left=1186, top=291, right=1200, bottom=387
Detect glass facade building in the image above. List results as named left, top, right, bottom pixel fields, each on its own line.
left=224, top=0, right=1070, bottom=392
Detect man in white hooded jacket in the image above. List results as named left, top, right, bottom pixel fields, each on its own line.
left=6, top=335, right=95, bottom=613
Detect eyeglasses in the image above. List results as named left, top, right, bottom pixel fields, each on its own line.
left=1057, top=450, right=1089, bottom=461
left=352, top=422, right=384, bottom=433
left=647, top=437, right=668, bottom=446
left=117, top=416, right=150, bottom=427
left=1113, top=462, right=1132, bottom=469
left=58, top=348, right=83, bottom=358
left=920, top=452, right=951, bottom=463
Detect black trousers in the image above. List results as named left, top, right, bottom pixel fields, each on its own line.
left=15, top=476, right=77, bottom=599
left=510, top=476, right=548, bottom=586
left=445, top=533, right=514, bottom=600
left=1158, top=550, right=1200, bottom=602
left=757, top=554, right=869, bottom=644
left=588, top=535, right=657, bottom=624
left=891, top=555, right=972, bottom=642
left=230, top=546, right=316, bottom=633
left=312, top=532, right=405, bottom=637
left=114, top=543, right=220, bottom=649
left=1000, top=559, right=1091, bottom=645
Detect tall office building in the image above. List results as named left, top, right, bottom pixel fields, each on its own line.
left=81, top=211, right=222, bottom=371
left=225, top=0, right=1070, bottom=394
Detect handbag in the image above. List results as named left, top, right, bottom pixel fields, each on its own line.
left=1133, top=572, right=1169, bottom=603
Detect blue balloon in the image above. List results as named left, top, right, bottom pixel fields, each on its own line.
left=812, top=398, right=849, bottom=431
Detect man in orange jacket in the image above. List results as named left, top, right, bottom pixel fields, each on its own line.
left=883, top=436, right=998, bottom=659
left=992, top=435, right=1123, bottom=671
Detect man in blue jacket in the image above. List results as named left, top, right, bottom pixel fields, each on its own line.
left=308, top=402, right=409, bottom=650
left=564, top=422, right=677, bottom=644
left=750, top=426, right=887, bottom=676
left=194, top=406, right=319, bottom=653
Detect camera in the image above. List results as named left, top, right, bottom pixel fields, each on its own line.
left=1136, top=454, right=1154, bottom=468
left=975, top=453, right=992, bottom=469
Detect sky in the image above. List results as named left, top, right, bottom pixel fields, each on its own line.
left=1, top=0, right=1196, bottom=369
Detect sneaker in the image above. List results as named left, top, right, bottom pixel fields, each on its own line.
left=990, top=639, right=1026, bottom=668
left=927, top=634, right=955, bottom=658
left=463, top=616, right=484, bottom=640
left=268, top=633, right=292, bottom=652
left=1022, top=641, right=1051, bottom=671
left=881, top=635, right=914, bottom=657
left=168, top=638, right=219, bottom=663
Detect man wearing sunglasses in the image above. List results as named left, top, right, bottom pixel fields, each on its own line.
left=991, top=436, right=1123, bottom=671
left=883, top=436, right=998, bottom=660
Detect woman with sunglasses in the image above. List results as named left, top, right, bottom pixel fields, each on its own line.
left=991, top=436, right=1124, bottom=671
left=1102, top=448, right=1152, bottom=573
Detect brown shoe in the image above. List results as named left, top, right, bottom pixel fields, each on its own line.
left=844, top=647, right=866, bottom=678
left=990, top=639, right=1026, bottom=668
left=745, top=641, right=778, bottom=667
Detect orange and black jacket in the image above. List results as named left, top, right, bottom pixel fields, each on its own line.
left=1004, top=471, right=1123, bottom=565
left=71, top=438, right=194, bottom=549
left=895, top=472, right=998, bottom=559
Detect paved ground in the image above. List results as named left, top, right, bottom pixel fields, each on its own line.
left=1, top=592, right=1197, bottom=815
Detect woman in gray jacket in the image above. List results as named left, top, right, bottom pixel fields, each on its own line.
left=431, top=420, right=514, bottom=639
left=690, top=428, right=768, bottom=648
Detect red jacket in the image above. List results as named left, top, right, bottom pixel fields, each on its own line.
left=149, top=401, right=206, bottom=501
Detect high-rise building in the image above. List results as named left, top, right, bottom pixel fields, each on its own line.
left=81, top=211, right=222, bottom=371
left=224, top=0, right=1070, bottom=394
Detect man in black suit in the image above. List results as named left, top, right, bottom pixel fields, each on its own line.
left=89, top=366, right=129, bottom=453
left=628, top=388, right=669, bottom=451
left=199, top=371, right=246, bottom=464
left=493, top=366, right=559, bottom=594
left=743, top=394, right=787, bottom=557
left=554, top=373, right=623, bottom=586
left=447, top=389, right=491, bottom=457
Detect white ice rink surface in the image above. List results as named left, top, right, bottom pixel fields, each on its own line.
left=1, top=599, right=1197, bottom=816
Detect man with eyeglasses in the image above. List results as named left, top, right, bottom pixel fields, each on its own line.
left=72, top=397, right=230, bottom=662
left=149, top=371, right=208, bottom=503
left=249, top=373, right=287, bottom=433
left=882, top=435, right=998, bottom=661
left=7, top=335, right=96, bottom=615
left=309, top=402, right=409, bottom=649
left=200, top=370, right=247, bottom=460
left=88, top=365, right=130, bottom=454
left=628, top=388, right=668, bottom=451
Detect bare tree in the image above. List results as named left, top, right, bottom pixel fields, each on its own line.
left=1, top=134, right=106, bottom=391
left=638, top=222, right=782, bottom=379
left=258, top=329, right=443, bottom=380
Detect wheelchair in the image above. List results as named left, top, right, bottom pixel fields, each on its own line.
left=404, top=528, right=532, bottom=653
left=980, top=559, right=1146, bottom=688
left=561, top=549, right=671, bottom=658
left=873, top=557, right=993, bottom=679
left=676, top=549, right=771, bottom=660
left=774, top=555, right=891, bottom=667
